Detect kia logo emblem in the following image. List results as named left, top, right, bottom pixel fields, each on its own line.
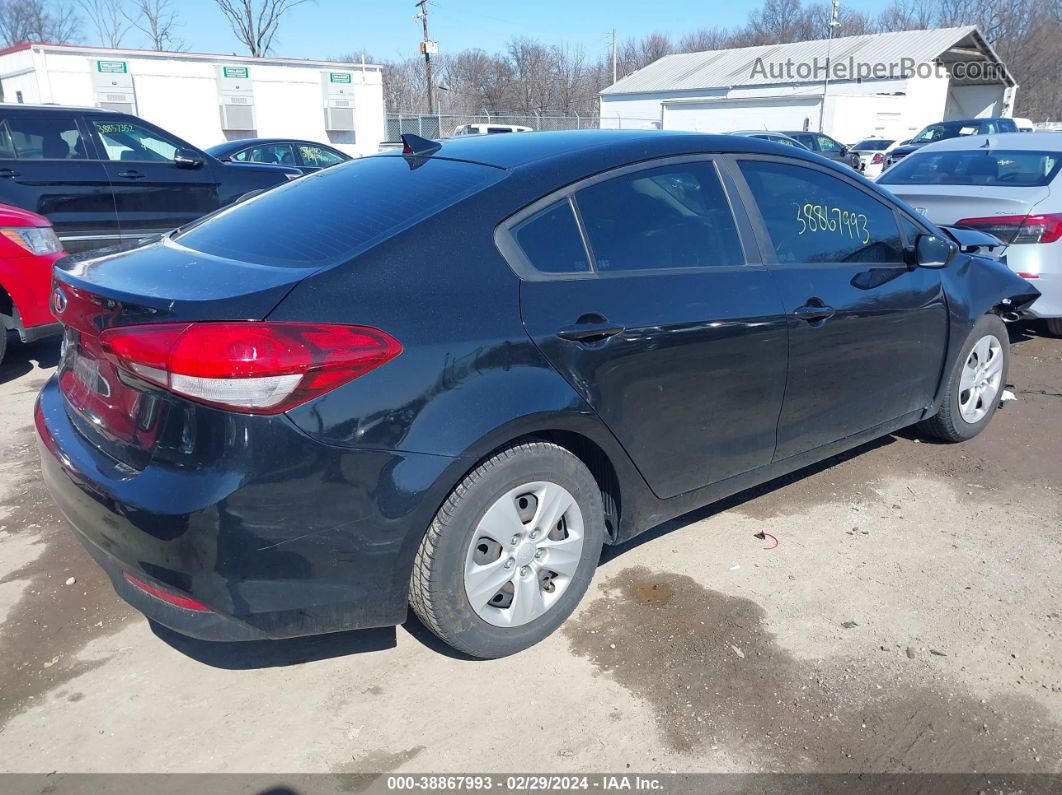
left=52, top=287, right=67, bottom=315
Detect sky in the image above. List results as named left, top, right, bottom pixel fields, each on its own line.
left=137, top=0, right=893, bottom=63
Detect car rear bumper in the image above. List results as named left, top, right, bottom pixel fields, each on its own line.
left=35, top=376, right=460, bottom=641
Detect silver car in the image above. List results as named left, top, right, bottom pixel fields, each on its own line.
left=878, top=132, right=1062, bottom=334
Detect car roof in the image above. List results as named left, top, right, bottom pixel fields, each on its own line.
left=914, top=131, right=1062, bottom=153
left=0, top=103, right=118, bottom=114
left=389, top=129, right=827, bottom=170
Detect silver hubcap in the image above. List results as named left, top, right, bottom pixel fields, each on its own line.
left=958, top=334, right=1003, bottom=424
left=463, top=481, right=584, bottom=627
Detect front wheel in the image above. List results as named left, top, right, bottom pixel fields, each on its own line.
left=918, top=314, right=1009, bottom=443
left=410, top=441, right=605, bottom=659
left=1045, top=318, right=1062, bottom=338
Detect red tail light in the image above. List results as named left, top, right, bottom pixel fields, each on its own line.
left=123, top=572, right=211, bottom=612
left=99, top=322, right=401, bottom=414
left=872, top=153, right=884, bottom=164
left=956, top=213, right=1062, bottom=245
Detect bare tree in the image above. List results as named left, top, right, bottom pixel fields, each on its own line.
left=79, top=0, right=128, bottom=47
left=0, top=0, right=80, bottom=45
left=126, top=0, right=182, bottom=50
left=213, top=0, right=310, bottom=57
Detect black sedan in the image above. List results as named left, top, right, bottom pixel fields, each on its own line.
left=37, top=130, right=1038, bottom=659
left=205, top=138, right=351, bottom=173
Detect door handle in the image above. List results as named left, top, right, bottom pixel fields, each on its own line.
left=117, top=170, right=144, bottom=179
left=0, top=168, right=19, bottom=178
left=556, top=315, right=625, bottom=343
left=794, top=303, right=836, bottom=322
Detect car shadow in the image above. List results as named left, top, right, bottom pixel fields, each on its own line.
left=149, top=620, right=397, bottom=669
left=0, top=332, right=61, bottom=385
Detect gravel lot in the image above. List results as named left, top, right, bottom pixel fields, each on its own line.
left=0, top=325, right=1060, bottom=775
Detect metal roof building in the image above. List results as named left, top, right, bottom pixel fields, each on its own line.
left=599, top=26, right=1017, bottom=144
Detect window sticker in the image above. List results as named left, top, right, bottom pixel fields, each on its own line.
left=796, top=203, right=871, bottom=244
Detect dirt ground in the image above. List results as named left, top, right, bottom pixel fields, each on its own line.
left=0, top=325, right=1059, bottom=776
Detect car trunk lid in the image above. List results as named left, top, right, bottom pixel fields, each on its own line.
left=53, top=238, right=318, bottom=470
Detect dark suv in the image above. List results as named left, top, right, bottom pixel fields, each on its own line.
left=0, top=105, right=300, bottom=253
left=885, top=117, right=1019, bottom=169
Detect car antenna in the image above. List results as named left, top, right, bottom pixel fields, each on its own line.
left=401, top=133, right=442, bottom=157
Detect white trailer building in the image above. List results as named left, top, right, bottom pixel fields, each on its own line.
left=600, top=26, right=1016, bottom=144
left=0, top=43, right=385, bottom=157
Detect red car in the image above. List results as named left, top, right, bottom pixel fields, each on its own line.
left=0, top=204, right=65, bottom=365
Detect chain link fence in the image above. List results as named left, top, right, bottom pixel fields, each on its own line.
left=385, top=112, right=659, bottom=141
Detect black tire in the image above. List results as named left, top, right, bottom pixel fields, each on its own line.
left=918, top=314, right=1009, bottom=443
left=0, top=329, right=7, bottom=368
left=1045, top=318, right=1062, bottom=338
left=410, top=440, right=605, bottom=659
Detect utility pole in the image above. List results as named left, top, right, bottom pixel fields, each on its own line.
left=414, top=0, right=435, bottom=114
left=817, top=0, right=840, bottom=132
left=611, top=29, right=617, bottom=84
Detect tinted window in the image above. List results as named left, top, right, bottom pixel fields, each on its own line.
left=93, top=119, right=181, bottom=162
left=879, top=150, right=1062, bottom=187
left=513, top=200, right=590, bottom=274
left=575, top=162, right=743, bottom=271
left=176, top=154, right=503, bottom=267
left=792, top=134, right=816, bottom=149
left=739, top=160, right=903, bottom=264
left=298, top=144, right=345, bottom=167
left=1, top=116, right=87, bottom=159
left=235, top=142, right=295, bottom=166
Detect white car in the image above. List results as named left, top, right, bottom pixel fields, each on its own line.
left=849, top=138, right=895, bottom=178
left=878, top=132, right=1062, bottom=334
left=452, top=123, right=532, bottom=137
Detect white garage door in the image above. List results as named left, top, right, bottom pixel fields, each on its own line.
left=662, top=97, right=821, bottom=133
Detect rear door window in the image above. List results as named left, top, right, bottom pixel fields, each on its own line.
left=739, top=159, right=903, bottom=264
left=2, top=116, right=88, bottom=159
left=574, top=161, right=744, bottom=271
left=175, top=154, right=504, bottom=267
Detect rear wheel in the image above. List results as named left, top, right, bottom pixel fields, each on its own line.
left=0, top=328, right=7, bottom=368
left=1045, top=318, right=1062, bottom=337
left=410, top=441, right=605, bottom=658
left=918, top=314, right=1009, bottom=443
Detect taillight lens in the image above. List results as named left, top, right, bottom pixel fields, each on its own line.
left=872, top=153, right=884, bottom=164
left=956, top=213, right=1062, bottom=245
left=99, top=322, right=401, bottom=414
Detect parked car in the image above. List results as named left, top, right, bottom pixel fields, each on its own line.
left=727, top=130, right=810, bottom=149
left=849, top=138, right=895, bottom=178
left=205, top=138, right=351, bottom=174
left=0, top=204, right=65, bottom=365
left=0, top=104, right=301, bottom=254
left=884, top=118, right=1019, bottom=170
left=778, top=131, right=860, bottom=169
left=879, top=131, right=1062, bottom=335
left=36, top=130, right=1038, bottom=659
left=452, top=123, right=532, bottom=136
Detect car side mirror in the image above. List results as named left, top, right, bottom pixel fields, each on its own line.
left=914, top=234, right=958, bottom=269
left=174, top=148, right=204, bottom=169
left=840, top=146, right=849, bottom=156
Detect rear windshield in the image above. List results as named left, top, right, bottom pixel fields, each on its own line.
left=175, top=155, right=503, bottom=267
left=879, top=150, right=1062, bottom=187
left=854, top=139, right=893, bottom=150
